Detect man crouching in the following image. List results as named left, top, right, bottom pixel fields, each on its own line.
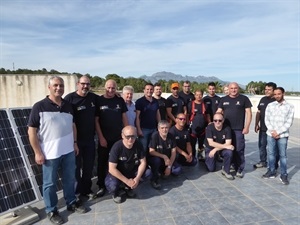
left=105, top=125, right=151, bottom=203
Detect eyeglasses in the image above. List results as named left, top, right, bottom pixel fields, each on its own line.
left=213, top=119, right=223, bottom=122
left=177, top=117, right=186, bottom=121
left=124, top=135, right=137, bottom=140
left=80, top=83, right=90, bottom=86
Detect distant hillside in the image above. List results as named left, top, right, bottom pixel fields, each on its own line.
left=140, top=71, right=246, bottom=89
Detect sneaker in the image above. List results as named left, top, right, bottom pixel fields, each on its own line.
left=96, top=187, right=106, bottom=197
left=47, top=211, right=63, bottom=225
left=253, top=162, right=267, bottom=169
left=151, top=180, right=161, bottom=189
left=221, top=169, right=234, bottom=180
left=229, top=165, right=236, bottom=173
left=198, top=149, right=205, bottom=162
left=67, top=200, right=87, bottom=214
left=124, top=188, right=136, bottom=198
left=80, top=192, right=97, bottom=200
left=236, top=171, right=244, bottom=178
left=112, top=193, right=123, bottom=204
left=280, top=174, right=289, bottom=185
left=262, top=170, right=276, bottom=179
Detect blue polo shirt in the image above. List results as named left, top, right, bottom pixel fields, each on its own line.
left=135, top=96, right=159, bottom=129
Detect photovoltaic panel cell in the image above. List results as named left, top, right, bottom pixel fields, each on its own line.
left=9, top=108, right=64, bottom=196
left=0, top=109, right=38, bottom=215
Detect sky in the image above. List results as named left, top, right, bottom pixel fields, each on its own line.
left=1, top=0, right=299, bottom=91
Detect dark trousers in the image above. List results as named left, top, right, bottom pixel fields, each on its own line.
left=232, top=130, right=245, bottom=173
left=97, top=140, right=118, bottom=188
left=75, top=140, right=96, bottom=195
left=190, top=133, right=205, bottom=157
left=105, top=169, right=152, bottom=194
left=148, top=156, right=181, bottom=181
left=205, top=148, right=233, bottom=173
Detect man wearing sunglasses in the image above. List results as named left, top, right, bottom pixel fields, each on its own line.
left=204, top=113, right=235, bottom=180
left=105, top=125, right=151, bottom=203
left=169, top=113, right=197, bottom=166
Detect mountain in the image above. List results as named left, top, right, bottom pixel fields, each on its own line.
left=140, top=71, right=246, bottom=89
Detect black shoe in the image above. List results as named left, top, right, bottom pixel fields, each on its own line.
left=80, top=192, right=97, bottom=200
left=112, top=193, right=123, bottom=204
left=262, top=170, right=276, bottom=179
left=280, top=174, right=289, bottom=185
left=47, top=211, right=63, bottom=225
left=124, top=187, right=136, bottom=198
left=67, top=200, right=87, bottom=214
left=151, top=180, right=161, bottom=189
left=96, top=187, right=106, bottom=197
left=253, top=162, right=267, bottom=169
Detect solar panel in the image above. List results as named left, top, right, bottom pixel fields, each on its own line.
left=0, top=109, right=39, bottom=215
left=8, top=108, right=64, bottom=196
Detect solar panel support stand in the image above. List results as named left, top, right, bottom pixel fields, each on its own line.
left=1, top=206, right=39, bottom=225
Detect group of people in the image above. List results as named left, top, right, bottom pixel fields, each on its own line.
left=28, top=76, right=294, bottom=225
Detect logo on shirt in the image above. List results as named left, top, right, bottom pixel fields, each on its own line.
left=215, top=100, right=219, bottom=104
left=172, top=103, right=178, bottom=107
left=91, top=102, right=95, bottom=107
left=223, top=102, right=229, bottom=105
left=236, top=101, right=241, bottom=105
left=119, top=156, right=127, bottom=161
left=100, top=105, right=109, bottom=110
left=116, top=104, right=121, bottom=110
left=77, top=106, right=86, bottom=111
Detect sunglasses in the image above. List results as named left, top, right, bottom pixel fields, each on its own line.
left=124, top=135, right=137, bottom=140
left=177, top=117, right=186, bottom=121
left=213, top=119, right=223, bottom=122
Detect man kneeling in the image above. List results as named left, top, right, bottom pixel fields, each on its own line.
left=205, top=113, right=235, bottom=180
left=105, top=125, right=151, bottom=203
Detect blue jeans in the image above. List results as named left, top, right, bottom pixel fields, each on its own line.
left=258, top=131, right=268, bottom=163
left=139, top=128, right=156, bottom=155
left=75, top=140, right=96, bottom=195
left=267, top=136, right=288, bottom=176
left=43, top=151, right=76, bottom=213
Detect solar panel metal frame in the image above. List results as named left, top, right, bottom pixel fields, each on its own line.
left=0, top=108, right=40, bottom=216
left=7, top=107, right=64, bottom=197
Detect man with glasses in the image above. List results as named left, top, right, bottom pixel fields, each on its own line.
left=148, top=120, right=182, bottom=189
left=204, top=113, right=235, bottom=180
left=169, top=113, right=197, bottom=166
left=64, top=75, right=99, bottom=200
left=166, top=82, right=187, bottom=125
left=105, top=126, right=151, bottom=203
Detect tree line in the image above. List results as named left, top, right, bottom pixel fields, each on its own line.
left=1, top=68, right=298, bottom=95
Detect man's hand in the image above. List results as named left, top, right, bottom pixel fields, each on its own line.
left=35, top=152, right=45, bottom=165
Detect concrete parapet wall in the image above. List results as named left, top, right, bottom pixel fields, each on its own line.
left=0, top=74, right=77, bottom=108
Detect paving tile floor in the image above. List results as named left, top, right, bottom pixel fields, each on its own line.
left=5, top=116, right=300, bottom=225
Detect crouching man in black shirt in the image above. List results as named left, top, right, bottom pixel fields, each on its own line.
left=105, top=125, right=151, bottom=203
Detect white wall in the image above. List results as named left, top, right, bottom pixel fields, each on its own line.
left=0, top=74, right=77, bottom=108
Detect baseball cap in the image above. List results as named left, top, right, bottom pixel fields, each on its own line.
left=171, top=82, right=179, bottom=89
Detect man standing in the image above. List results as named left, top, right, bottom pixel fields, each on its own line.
left=205, top=113, right=234, bottom=180
left=253, top=82, right=277, bottom=168
left=153, top=83, right=168, bottom=120
left=178, top=80, right=195, bottom=105
left=262, top=87, right=294, bottom=185
left=122, top=85, right=136, bottom=126
left=28, top=76, right=86, bottom=225
left=105, top=126, right=151, bottom=203
left=95, top=79, right=128, bottom=197
left=148, top=120, right=181, bottom=189
left=169, top=113, right=197, bottom=166
left=166, top=82, right=187, bottom=125
left=203, top=82, right=221, bottom=122
left=64, top=75, right=98, bottom=199
left=135, top=83, right=161, bottom=154
left=217, top=82, right=252, bottom=178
